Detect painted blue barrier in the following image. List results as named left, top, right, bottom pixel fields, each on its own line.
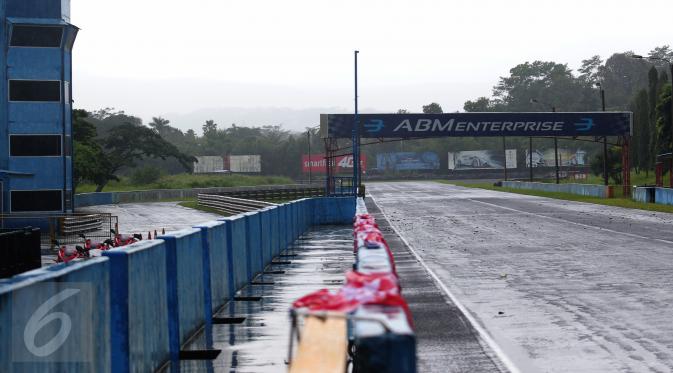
left=74, top=192, right=115, bottom=207
left=194, top=221, right=230, bottom=311
left=313, top=196, right=357, bottom=224
left=655, top=187, right=673, bottom=205
left=632, top=187, right=655, bottom=203
left=259, top=208, right=273, bottom=268
left=104, top=241, right=169, bottom=373
left=219, top=216, right=248, bottom=291
left=156, top=228, right=205, bottom=367
left=501, top=181, right=610, bottom=198
left=1, top=196, right=362, bottom=372
left=0, top=258, right=111, bottom=373
left=271, top=206, right=281, bottom=256
left=245, top=212, right=263, bottom=276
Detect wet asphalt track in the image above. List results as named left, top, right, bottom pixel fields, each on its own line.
left=368, top=181, right=673, bottom=373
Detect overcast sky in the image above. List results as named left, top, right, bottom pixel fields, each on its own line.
left=71, top=0, right=673, bottom=132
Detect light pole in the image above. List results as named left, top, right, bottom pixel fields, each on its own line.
left=307, top=129, right=312, bottom=184
left=632, top=54, right=673, bottom=154
left=531, top=98, right=559, bottom=183
left=596, top=82, right=608, bottom=186
left=353, top=50, right=360, bottom=196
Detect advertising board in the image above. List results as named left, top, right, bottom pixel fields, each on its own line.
left=302, top=154, right=366, bottom=174
left=229, top=155, right=261, bottom=173
left=524, top=149, right=586, bottom=168
left=193, top=156, right=224, bottom=174
left=376, top=152, right=439, bottom=172
left=448, top=150, right=517, bottom=170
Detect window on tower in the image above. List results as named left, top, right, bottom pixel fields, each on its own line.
left=9, top=80, right=61, bottom=102
left=10, top=135, right=62, bottom=157
left=10, top=25, right=64, bottom=48
left=11, top=190, right=63, bottom=212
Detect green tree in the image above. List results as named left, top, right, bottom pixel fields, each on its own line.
left=629, top=90, right=649, bottom=173
left=422, top=102, right=443, bottom=114
left=463, top=97, right=493, bottom=112
left=591, top=146, right=622, bottom=184
left=655, top=84, right=672, bottom=155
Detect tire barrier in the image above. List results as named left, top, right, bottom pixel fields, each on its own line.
left=0, top=196, right=355, bottom=372
left=289, top=210, right=416, bottom=373
left=0, top=227, right=41, bottom=278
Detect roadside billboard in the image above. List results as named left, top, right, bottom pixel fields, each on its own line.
left=302, top=154, right=366, bottom=174
left=228, top=155, right=261, bottom=173
left=524, top=149, right=586, bottom=168
left=448, top=150, right=517, bottom=170
left=193, top=156, right=224, bottom=173
left=376, top=152, right=439, bottom=172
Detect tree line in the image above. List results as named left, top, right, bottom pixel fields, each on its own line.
left=73, top=45, right=673, bottom=189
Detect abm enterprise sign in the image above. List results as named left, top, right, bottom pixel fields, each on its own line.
left=321, top=112, right=632, bottom=139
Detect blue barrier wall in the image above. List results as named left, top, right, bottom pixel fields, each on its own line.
left=158, top=229, right=206, bottom=349
left=1, top=197, right=358, bottom=372
left=270, top=206, right=281, bottom=256
left=632, top=187, right=656, bottom=204
left=655, top=188, right=673, bottom=206
left=259, top=208, right=273, bottom=268
left=194, top=221, right=229, bottom=312
left=220, top=216, right=248, bottom=291
left=0, top=258, right=111, bottom=373
left=245, top=213, right=263, bottom=276
left=313, top=196, right=357, bottom=224
left=104, top=240, right=169, bottom=373
left=501, top=181, right=610, bottom=198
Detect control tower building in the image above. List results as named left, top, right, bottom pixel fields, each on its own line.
left=0, top=0, right=78, bottom=214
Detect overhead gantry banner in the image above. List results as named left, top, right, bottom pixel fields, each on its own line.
left=321, top=112, right=632, bottom=139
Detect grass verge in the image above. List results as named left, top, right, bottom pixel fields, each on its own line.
left=438, top=180, right=673, bottom=214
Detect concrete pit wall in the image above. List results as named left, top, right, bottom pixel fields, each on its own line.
left=501, top=181, right=611, bottom=198
left=0, top=196, right=355, bottom=372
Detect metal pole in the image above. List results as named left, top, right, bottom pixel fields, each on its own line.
left=553, top=106, right=559, bottom=184
left=353, top=50, right=359, bottom=196
left=601, top=88, right=608, bottom=186
left=503, top=136, right=508, bottom=181
left=307, top=130, right=312, bottom=184
left=670, top=63, right=673, bottom=158
left=529, top=137, right=533, bottom=181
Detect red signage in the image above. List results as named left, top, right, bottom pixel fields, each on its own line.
left=302, top=154, right=366, bottom=174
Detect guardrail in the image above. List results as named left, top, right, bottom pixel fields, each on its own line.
left=0, top=196, right=356, bottom=372
left=75, top=184, right=325, bottom=207
left=197, top=194, right=276, bottom=215
left=501, top=181, right=612, bottom=198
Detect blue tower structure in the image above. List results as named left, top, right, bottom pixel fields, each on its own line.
left=0, top=0, right=78, bottom=214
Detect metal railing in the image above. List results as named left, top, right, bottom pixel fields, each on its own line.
left=197, top=194, right=277, bottom=215
left=209, top=185, right=325, bottom=201
left=0, top=213, right=118, bottom=247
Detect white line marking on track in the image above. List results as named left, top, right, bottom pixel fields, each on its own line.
left=368, top=194, right=521, bottom=373
left=469, top=198, right=673, bottom=245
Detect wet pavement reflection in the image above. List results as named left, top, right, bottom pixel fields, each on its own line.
left=180, top=225, right=353, bottom=373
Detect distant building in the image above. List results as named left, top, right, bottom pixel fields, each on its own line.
left=0, top=0, right=78, bottom=213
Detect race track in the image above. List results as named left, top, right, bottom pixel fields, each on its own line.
left=368, top=181, right=673, bottom=373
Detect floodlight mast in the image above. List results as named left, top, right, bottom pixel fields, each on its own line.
left=353, top=50, right=360, bottom=196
